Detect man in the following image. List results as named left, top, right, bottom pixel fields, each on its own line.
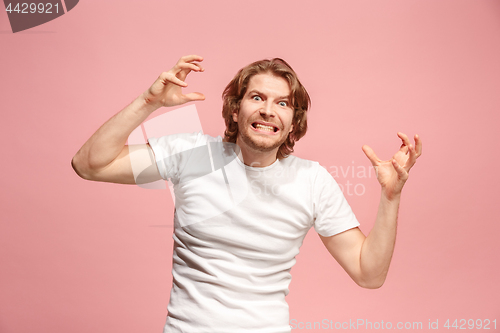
left=72, top=55, right=422, bottom=332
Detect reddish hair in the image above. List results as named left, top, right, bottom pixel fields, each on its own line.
left=222, top=58, right=311, bottom=159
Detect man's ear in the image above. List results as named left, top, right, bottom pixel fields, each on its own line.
left=232, top=110, right=238, bottom=123
left=289, top=123, right=294, bottom=133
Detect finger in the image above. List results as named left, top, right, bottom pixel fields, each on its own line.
left=414, top=134, right=422, bottom=157
left=158, top=72, right=187, bottom=87
left=397, top=132, right=411, bottom=149
left=190, top=61, right=204, bottom=71
left=177, top=62, right=204, bottom=73
left=160, top=72, right=188, bottom=87
left=362, top=145, right=381, bottom=167
left=392, top=159, right=408, bottom=180
left=175, top=63, right=205, bottom=82
left=404, top=144, right=417, bottom=172
left=179, top=54, right=204, bottom=64
left=183, top=92, right=206, bottom=102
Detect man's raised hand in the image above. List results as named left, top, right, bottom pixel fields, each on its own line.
left=143, top=55, right=205, bottom=109
left=362, top=132, right=422, bottom=200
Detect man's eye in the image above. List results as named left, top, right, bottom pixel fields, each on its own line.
left=253, top=96, right=262, bottom=101
left=279, top=101, right=288, bottom=107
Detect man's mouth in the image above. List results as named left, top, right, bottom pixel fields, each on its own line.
left=251, top=122, right=279, bottom=133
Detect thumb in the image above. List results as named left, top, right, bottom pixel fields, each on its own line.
left=184, top=92, right=206, bottom=102
left=362, top=145, right=380, bottom=167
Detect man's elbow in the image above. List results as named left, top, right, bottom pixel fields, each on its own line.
left=355, top=276, right=386, bottom=289
left=71, top=154, right=92, bottom=180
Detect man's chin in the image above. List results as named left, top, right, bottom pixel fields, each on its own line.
left=237, top=132, right=285, bottom=153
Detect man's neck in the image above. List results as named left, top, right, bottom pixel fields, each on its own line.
left=234, top=139, right=279, bottom=168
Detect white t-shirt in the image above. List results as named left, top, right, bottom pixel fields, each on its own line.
left=148, top=132, right=360, bottom=333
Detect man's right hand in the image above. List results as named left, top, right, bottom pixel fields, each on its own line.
left=72, top=55, right=206, bottom=184
left=142, top=55, right=205, bottom=109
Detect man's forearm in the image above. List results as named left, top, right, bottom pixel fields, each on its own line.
left=72, top=93, right=157, bottom=178
left=358, top=191, right=400, bottom=288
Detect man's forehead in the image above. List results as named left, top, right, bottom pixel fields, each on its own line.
left=246, top=73, right=291, bottom=97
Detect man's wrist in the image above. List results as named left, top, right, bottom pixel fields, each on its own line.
left=136, top=92, right=161, bottom=114
left=381, top=189, right=402, bottom=204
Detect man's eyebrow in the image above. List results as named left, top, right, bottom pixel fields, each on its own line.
left=248, top=89, right=290, bottom=100
left=248, top=89, right=264, bottom=96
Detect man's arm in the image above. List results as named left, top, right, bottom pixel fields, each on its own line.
left=71, top=55, right=205, bottom=184
left=320, top=133, right=422, bottom=289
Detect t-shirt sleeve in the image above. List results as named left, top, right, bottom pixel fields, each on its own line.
left=147, top=131, right=206, bottom=182
left=312, top=165, right=360, bottom=237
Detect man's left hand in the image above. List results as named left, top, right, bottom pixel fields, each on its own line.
left=362, top=132, right=422, bottom=200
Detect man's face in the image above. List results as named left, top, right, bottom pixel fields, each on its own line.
left=233, top=73, right=294, bottom=156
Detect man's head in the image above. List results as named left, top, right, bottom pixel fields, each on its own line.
left=222, top=58, right=310, bottom=159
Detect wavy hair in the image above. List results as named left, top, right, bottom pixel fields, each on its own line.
left=222, top=58, right=311, bottom=159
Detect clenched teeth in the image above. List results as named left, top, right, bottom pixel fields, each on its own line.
left=254, top=124, right=276, bottom=132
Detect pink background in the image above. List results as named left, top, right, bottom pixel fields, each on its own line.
left=1, top=0, right=499, bottom=332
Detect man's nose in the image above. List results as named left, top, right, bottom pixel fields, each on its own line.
left=259, top=101, right=275, bottom=117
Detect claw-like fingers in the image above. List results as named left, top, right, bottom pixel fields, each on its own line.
left=160, top=72, right=187, bottom=87
left=362, top=145, right=380, bottom=167
left=392, top=159, right=408, bottom=179
left=414, top=134, right=422, bottom=157
left=173, top=58, right=204, bottom=82
left=178, top=62, right=204, bottom=72
left=179, top=55, right=204, bottom=64
left=398, top=132, right=411, bottom=148
left=404, top=144, right=418, bottom=172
